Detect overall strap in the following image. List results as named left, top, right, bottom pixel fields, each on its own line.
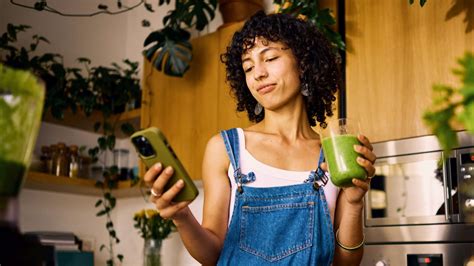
left=305, top=149, right=329, bottom=189
left=220, top=129, right=256, bottom=193
left=220, top=128, right=240, bottom=172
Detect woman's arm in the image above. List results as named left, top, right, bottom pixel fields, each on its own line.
left=145, top=134, right=231, bottom=265
left=331, top=134, right=376, bottom=266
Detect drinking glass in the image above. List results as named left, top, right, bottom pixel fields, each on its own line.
left=0, top=65, right=45, bottom=224
left=319, top=118, right=367, bottom=187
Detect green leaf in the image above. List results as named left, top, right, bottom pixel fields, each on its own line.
left=104, top=192, right=112, bottom=199
left=144, top=3, right=154, bottom=12
left=96, top=209, right=107, bottom=216
left=317, top=8, right=336, bottom=26
left=420, top=0, right=427, bottom=7
left=95, top=199, right=103, bottom=207
left=106, top=221, right=113, bottom=228
left=107, top=135, right=116, bottom=150
left=98, top=136, right=107, bottom=150
left=458, top=100, right=474, bottom=133
left=7, top=24, right=17, bottom=41
left=100, top=244, right=106, bottom=251
left=110, top=198, right=116, bottom=208
left=120, top=123, right=136, bottom=136
left=117, top=254, right=124, bottom=262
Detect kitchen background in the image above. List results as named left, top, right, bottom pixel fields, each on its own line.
left=1, top=0, right=473, bottom=265
left=0, top=0, right=264, bottom=265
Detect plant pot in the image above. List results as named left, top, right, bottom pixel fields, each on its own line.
left=218, top=0, right=264, bottom=24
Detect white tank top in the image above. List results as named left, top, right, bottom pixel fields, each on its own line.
left=226, top=128, right=340, bottom=225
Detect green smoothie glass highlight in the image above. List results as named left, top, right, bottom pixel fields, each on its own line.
left=0, top=64, right=45, bottom=198
left=320, top=118, right=367, bottom=187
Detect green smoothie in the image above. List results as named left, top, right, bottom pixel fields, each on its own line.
left=322, top=134, right=367, bottom=187
left=0, top=64, right=44, bottom=197
left=0, top=159, right=26, bottom=196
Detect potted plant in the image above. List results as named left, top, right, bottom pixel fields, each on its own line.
left=423, top=52, right=474, bottom=221
left=1, top=24, right=141, bottom=265
left=133, top=209, right=176, bottom=266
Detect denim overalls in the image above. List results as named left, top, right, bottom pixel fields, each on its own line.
left=217, top=128, right=335, bottom=266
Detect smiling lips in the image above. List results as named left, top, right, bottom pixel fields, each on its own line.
left=257, top=83, right=276, bottom=94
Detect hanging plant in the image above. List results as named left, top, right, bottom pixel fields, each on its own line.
left=142, top=0, right=218, bottom=77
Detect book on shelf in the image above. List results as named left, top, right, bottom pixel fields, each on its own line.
left=25, top=231, right=82, bottom=250
left=51, top=243, right=80, bottom=251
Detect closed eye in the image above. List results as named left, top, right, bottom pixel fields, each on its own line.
left=244, top=66, right=254, bottom=73
left=265, top=56, right=278, bottom=62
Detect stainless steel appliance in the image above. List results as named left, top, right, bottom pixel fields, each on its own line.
left=361, top=131, right=474, bottom=266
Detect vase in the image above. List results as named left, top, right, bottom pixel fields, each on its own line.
left=143, top=238, right=162, bottom=266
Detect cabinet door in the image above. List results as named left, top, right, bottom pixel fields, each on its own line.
left=345, top=1, right=474, bottom=142
left=141, top=23, right=251, bottom=180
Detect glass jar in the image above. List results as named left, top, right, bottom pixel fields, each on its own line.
left=55, top=142, right=69, bottom=177
left=40, top=145, right=52, bottom=174
left=113, top=149, right=129, bottom=181
left=143, top=238, right=162, bottom=266
left=68, top=145, right=79, bottom=178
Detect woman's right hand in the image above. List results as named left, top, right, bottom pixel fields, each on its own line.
left=144, top=162, right=192, bottom=220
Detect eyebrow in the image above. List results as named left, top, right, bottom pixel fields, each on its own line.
left=242, top=46, right=282, bottom=63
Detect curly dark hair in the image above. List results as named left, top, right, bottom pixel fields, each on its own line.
left=220, top=11, right=341, bottom=127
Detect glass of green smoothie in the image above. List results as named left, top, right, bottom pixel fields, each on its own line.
left=320, top=118, right=367, bottom=187
left=0, top=64, right=45, bottom=199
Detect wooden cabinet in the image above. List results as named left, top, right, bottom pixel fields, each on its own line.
left=141, top=23, right=251, bottom=180
left=345, top=1, right=474, bottom=142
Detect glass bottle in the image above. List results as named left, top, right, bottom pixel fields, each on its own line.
left=50, top=144, right=58, bottom=175
left=40, top=145, right=52, bottom=174
left=55, top=143, right=69, bottom=177
left=69, top=145, right=79, bottom=178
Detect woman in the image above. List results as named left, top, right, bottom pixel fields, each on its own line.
left=144, top=11, right=376, bottom=265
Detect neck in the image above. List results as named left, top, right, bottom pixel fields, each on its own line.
left=258, top=97, right=317, bottom=141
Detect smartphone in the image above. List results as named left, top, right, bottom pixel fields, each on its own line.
left=130, top=127, right=199, bottom=202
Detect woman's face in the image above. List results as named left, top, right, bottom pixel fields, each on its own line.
left=241, top=37, right=301, bottom=112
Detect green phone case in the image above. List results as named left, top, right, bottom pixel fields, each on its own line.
left=130, top=127, right=199, bottom=202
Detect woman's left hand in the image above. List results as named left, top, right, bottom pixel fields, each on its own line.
left=321, top=134, right=377, bottom=206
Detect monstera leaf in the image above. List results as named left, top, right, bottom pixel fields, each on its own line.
left=143, top=27, right=192, bottom=77
left=182, top=0, right=218, bottom=31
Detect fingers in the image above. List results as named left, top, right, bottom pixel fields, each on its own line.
left=143, top=163, right=163, bottom=187
left=354, top=144, right=377, bottom=164
left=356, top=156, right=376, bottom=177
left=352, top=177, right=370, bottom=192
left=158, top=201, right=190, bottom=219
left=152, top=179, right=186, bottom=218
left=150, top=166, right=174, bottom=197
left=357, top=134, right=373, bottom=151
left=355, top=134, right=377, bottom=178
left=156, top=179, right=185, bottom=208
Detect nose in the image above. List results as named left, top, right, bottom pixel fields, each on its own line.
left=253, top=62, right=268, bottom=81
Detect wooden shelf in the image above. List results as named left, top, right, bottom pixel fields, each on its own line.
left=42, top=108, right=141, bottom=138
left=24, top=171, right=147, bottom=198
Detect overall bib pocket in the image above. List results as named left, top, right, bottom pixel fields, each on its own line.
left=239, top=201, right=315, bottom=262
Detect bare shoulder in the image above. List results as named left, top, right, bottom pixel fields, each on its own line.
left=202, top=133, right=230, bottom=178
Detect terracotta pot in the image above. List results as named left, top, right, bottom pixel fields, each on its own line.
left=218, top=0, right=265, bottom=24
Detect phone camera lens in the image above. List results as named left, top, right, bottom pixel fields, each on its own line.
left=132, top=136, right=155, bottom=157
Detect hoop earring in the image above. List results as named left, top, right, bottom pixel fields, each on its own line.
left=254, top=102, right=263, bottom=115
left=301, top=83, right=310, bottom=97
